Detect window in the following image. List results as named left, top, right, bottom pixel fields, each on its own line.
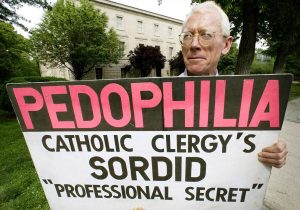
left=137, top=20, right=143, bottom=33
left=168, top=27, right=173, bottom=37
left=168, top=47, right=173, bottom=59
left=116, top=16, right=123, bottom=30
left=154, top=24, right=159, bottom=36
left=120, top=41, right=125, bottom=50
left=95, top=68, right=102, bottom=79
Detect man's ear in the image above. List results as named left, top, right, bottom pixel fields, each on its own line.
left=221, top=36, right=233, bottom=55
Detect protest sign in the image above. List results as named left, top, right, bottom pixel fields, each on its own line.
left=7, top=74, right=292, bottom=210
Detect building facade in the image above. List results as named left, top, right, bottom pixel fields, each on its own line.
left=41, top=0, right=183, bottom=80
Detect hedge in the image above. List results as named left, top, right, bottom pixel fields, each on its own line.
left=0, top=76, right=67, bottom=113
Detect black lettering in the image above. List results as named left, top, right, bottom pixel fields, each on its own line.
left=185, top=157, right=206, bottom=182
left=130, top=156, right=150, bottom=181
left=77, top=135, right=91, bottom=151
left=90, top=135, right=104, bottom=151
left=65, top=184, right=76, bottom=197
left=120, top=134, right=133, bottom=152
left=228, top=188, right=238, bottom=202
left=216, top=188, right=227, bottom=202
left=188, top=135, right=200, bottom=152
left=243, top=134, right=256, bottom=153
left=75, top=184, right=86, bottom=197
left=109, top=157, right=128, bottom=180
left=57, top=135, right=70, bottom=152
left=151, top=135, right=164, bottom=152
left=54, top=184, right=65, bottom=197
left=152, top=157, right=172, bottom=181
left=201, top=135, right=217, bottom=152
left=185, top=187, right=194, bottom=200
left=42, top=135, right=54, bottom=152
left=218, top=134, right=232, bottom=153
left=239, top=188, right=250, bottom=202
left=89, top=156, right=108, bottom=180
left=177, top=135, right=186, bottom=153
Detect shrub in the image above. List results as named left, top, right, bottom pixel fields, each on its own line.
left=0, top=76, right=67, bottom=113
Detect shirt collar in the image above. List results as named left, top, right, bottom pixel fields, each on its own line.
left=179, top=69, right=219, bottom=77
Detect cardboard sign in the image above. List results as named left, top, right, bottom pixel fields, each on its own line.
left=7, top=74, right=292, bottom=210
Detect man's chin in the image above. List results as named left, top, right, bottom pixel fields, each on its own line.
left=186, top=67, right=209, bottom=76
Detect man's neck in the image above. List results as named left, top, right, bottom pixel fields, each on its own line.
left=186, top=69, right=218, bottom=76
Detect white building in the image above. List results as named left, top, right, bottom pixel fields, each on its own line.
left=40, top=0, right=183, bottom=80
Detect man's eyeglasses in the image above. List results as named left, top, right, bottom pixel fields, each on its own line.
left=179, top=31, right=225, bottom=46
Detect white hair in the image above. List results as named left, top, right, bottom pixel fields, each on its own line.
left=182, top=1, right=231, bottom=36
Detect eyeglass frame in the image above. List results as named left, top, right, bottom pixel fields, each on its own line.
left=179, top=31, right=227, bottom=47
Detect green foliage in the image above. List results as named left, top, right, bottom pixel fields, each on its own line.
left=0, top=118, right=50, bottom=209
left=0, top=21, right=39, bottom=82
left=285, top=54, right=300, bottom=77
left=218, top=42, right=238, bottom=75
left=128, top=45, right=166, bottom=77
left=289, top=83, right=300, bottom=101
left=0, top=76, right=67, bottom=113
left=263, top=0, right=300, bottom=72
left=0, top=0, right=49, bottom=29
left=169, top=50, right=185, bottom=76
left=250, top=57, right=274, bottom=74
left=30, top=0, right=124, bottom=80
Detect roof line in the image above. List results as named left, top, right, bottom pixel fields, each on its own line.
left=92, top=0, right=184, bottom=24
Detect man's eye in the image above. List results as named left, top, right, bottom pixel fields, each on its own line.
left=184, top=33, right=193, bottom=39
left=201, top=32, right=213, bottom=40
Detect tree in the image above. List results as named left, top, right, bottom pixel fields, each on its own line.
left=127, top=45, right=166, bottom=77
left=218, top=42, right=238, bottom=74
left=190, top=0, right=269, bottom=75
left=169, top=50, right=185, bottom=76
left=0, top=21, right=39, bottom=83
left=30, top=0, right=124, bottom=80
left=263, top=0, right=300, bottom=73
left=0, top=0, right=49, bottom=29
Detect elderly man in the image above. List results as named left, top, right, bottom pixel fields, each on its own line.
left=178, top=1, right=287, bottom=168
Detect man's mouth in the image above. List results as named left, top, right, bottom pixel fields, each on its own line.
left=188, top=56, right=206, bottom=60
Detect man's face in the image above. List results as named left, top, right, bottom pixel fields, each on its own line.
left=181, top=11, right=232, bottom=75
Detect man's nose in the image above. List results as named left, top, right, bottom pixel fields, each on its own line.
left=191, top=35, right=201, bottom=48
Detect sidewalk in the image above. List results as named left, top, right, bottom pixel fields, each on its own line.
left=263, top=98, right=300, bottom=210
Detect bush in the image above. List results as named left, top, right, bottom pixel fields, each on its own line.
left=0, top=76, right=67, bottom=113
left=250, top=58, right=274, bottom=74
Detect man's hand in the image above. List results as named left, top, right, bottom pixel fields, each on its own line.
left=258, top=140, right=288, bottom=168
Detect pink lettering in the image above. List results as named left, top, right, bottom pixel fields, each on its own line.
left=214, top=80, right=237, bottom=127
left=131, top=82, right=162, bottom=128
left=41, top=86, right=75, bottom=128
left=69, top=85, right=101, bottom=128
left=238, top=79, right=254, bottom=127
left=199, top=81, right=210, bottom=127
left=249, top=80, right=280, bottom=127
left=163, top=81, right=195, bottom=127
left=100, top=83, right=131, bottom=127
left=13, top=87, right=44, bottom=129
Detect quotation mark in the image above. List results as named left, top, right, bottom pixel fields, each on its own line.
left=236, top=132, right=243, bottom=140
left=43, top=179, right=53, bottom=184
left=252, top=183, right=263, bottom=189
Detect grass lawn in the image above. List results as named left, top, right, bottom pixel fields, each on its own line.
left=0, top=82, right=299, bottom=209
left=0, top=110, right=49, bottom=210
left=289, top=82, right=300, bottom=101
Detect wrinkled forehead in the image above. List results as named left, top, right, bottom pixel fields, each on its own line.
left=183, top=10, right=223, bottom=33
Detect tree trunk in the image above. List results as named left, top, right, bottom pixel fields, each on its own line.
left=273, top=42, right=290, bottom=73
left=235, top=0, right=259, bottom=75
left=156, top=67, right=161, bottom=77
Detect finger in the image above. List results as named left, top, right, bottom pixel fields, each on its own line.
left=262, top=141, right=287, bottom=153
left=258, top=156, right=286, bottom=168
left=258, top=150, right=288, bottom=160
